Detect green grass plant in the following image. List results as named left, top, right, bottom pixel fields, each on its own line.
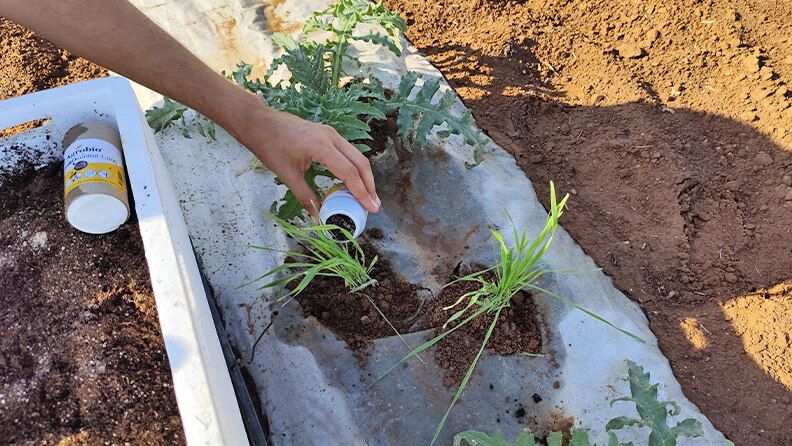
left=249, top=215, right=377, bottom=299
left=372, top=182, right=644, bottom=445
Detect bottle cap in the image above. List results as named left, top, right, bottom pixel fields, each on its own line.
left=319, top=186, right=367, bottom=239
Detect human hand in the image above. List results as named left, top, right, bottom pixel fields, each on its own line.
left=226, top=95, right=380, bottom=220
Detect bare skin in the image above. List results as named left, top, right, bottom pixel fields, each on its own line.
left=1, top=0, right=380, bottom=218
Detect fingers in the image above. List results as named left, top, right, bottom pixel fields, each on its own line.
left=332, top=135, right=379, bottom=206
left=280, top=171, right=321, bottom=223
left=315, top=133, right=380, bottom=213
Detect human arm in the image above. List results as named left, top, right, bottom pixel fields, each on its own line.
left=1, top=0, right=380, bottom=216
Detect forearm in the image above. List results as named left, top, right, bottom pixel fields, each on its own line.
left=0, top=0, right=262, bottom=136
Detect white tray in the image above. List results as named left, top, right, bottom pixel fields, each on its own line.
left=0, top=76, right=248, bottom=446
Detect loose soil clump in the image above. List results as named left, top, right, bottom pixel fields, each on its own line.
left=0, top=164, right=184, bottom=444
left=418, top=276, right=543, bottom=387
left=386, top=0, right=792, bottom=443
left=295, top=246, right=543, bottom=385
left=295, top=242, right=423, bottom=357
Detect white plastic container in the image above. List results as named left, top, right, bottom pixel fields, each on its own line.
left=63, top=122, right=130, bottom=234
left=319, top=184, right=367, bottom=239
left=0, top=77, right=247, bottom=446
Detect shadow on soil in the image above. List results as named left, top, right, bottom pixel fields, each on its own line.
left=418, top=40, right=792, bottom=444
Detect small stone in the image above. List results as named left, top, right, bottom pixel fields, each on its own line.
left=783, top=175, right=792, bottom=186
left=321, top=311, right=330, bottom=320
left=360, top=315, right=370, bottom=324
left=754, top=151, right=773, bottom=166
left=785, top=189, right=792, bottom=201
left=724, top=273, right=739, bottom=284
left=618, top=44, right=646, bottom=59
left=646, top=29, right=660, bottom=43
left=30, top=231, right=48, bottom=249
left=743, top=55, right=761, bottom=73
left=776, top=86, right=789, bottom=97
left=725, top=180, right=739, bottom=191
left=759, top=66, right=775, bottom=80
left=741, top=111, right=758, bottom=122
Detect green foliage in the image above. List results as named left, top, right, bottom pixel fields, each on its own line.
left=147, top=1, right=488, bottom=221
left=249, top=214, right=377, bottom=298
left=370, top=74, right=488, bottom=166
left=303, top=0, right=406, bottom=85
left=144, top=97, right=217, bottom=141
left=607, top=361, right=704, bottom=446
left=371, top=183, right=643, bottom=445
left=456, top=361, right=709, bottom=446
left=230, top=1, right=487, bottom=220
left=145, top=97, right=186, bottom=132
left=454, top=427, right=591, bottom=446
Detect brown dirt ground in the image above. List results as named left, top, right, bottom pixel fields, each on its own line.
left=385, top=0, right=792, bottom=444
left=0, top=18, right=182, bottom=445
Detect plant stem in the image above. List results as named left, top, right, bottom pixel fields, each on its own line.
left=330, top=17, right=354, bottom=86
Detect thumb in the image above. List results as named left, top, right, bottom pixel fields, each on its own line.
left=281, top=172, right=322, bottom=223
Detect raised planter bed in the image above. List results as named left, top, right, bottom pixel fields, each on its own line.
left=0, top=77, right=247, bottom=445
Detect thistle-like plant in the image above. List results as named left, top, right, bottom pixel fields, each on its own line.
left=454, top=362, right=711, bottom=446
left=372, top=183, right=643, bottom=444
left=249, top=215, right=377, bottom=298
left=147, top=0, right=489, bottom=220
left=607, top=361, right=705, bottom=446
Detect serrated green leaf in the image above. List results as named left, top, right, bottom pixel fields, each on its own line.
left=666, top=418, right=704, bottom=444
left=454, top=429, right=540, bottom=446
left=145, top=97, right=188, bottom=132
left=377, top=74, right=489, bottom=165
left=352, top=30, right=403, bottom=55
left=271, top=189, right=305, bottom=221
left=605, top=416, right=642, bottom=431
left=569, top=428, right=591, bottom=446
left=270, top=37, right=331, bottom=93
left=607, top=361, right=704, bottom=446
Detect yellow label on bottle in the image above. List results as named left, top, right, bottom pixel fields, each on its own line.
left=64, top=162, right=126, bottom=196
left=63, top=138, right=126, bottom=196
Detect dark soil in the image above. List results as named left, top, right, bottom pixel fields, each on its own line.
left=296, top=246, right=543, bottom=386
left=418, top=276, right=543, bottom=388
left=295, top=242, right=423, bottom=359
left=0, top=164, right=184, bottom=444
left=326, top=213, right=356, bottom=240
left=385, top=0, right=792, bottom=443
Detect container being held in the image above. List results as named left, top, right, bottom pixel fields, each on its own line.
left=319, top=184, right=367, bottom=239
left=63, top=122, right=130, bottom=234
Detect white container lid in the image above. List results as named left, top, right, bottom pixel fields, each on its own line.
left=319, top=188, right=367, bottom=239
left=66, top=193, right=130, bottom=234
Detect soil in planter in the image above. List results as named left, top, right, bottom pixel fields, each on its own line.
left=0, top=164, right=184, bottom=444
left=385, top=0, right=792, bottom=443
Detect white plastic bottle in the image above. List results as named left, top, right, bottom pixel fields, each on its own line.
left=319, top=184, right=367, bottom=239
left=62, top=122, right=130, bottom=234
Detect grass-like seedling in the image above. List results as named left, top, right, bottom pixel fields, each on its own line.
left=249, top=215, right=377, bottom=299
left=372, top=182, right=643, bottom=444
